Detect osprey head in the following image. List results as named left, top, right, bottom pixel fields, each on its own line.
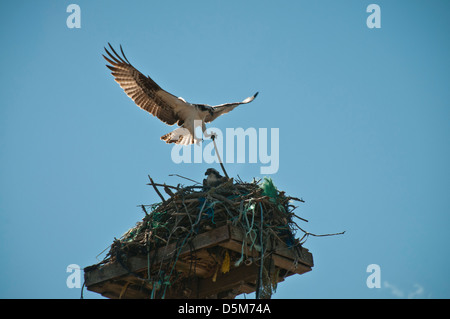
left=203, top=168, right=227, bottom=189
left=205, top=168, right=222, bottom=178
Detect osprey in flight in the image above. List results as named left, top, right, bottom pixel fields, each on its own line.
left=103, top=44, right=258, bottom=145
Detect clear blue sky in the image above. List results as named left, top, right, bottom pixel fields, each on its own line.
left=1, top=0, right=449, bottom=299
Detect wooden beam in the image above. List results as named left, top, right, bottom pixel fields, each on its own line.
left=197, top=264, right=260, bottom=298
left=84, top=224, right=314, bottom=299
left=87, top=279, right=152, bottom=299
left=85, top=225, right=232, bottom=287
left=164, top=264, right=261, bottom=299
left=219, top=239, right=313, bottom=275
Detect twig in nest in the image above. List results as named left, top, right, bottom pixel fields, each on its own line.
left=291, top=212, right=309, bottom=223
left=296, top=223, right=346, bottom=243
left=140, top=205, right=149, bottom=216
left=148, top=175, right=166, bottom=203
left=288, top=196, right=305, bottom=203
left=147, top=182, right=178, bottom=190
left=308, top=230, right=346, bottom=237
left=163, top=184, right=175, bottom=197
left=169, top=174, right=201, bottom=185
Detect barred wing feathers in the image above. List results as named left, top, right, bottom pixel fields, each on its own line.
left=103, top=43, right=189, bottom=126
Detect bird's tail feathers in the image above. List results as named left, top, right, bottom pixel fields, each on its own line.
left=161, top=127, right=200, bottom=145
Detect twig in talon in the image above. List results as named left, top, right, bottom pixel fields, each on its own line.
left=211, top=134, right=229, bottom=179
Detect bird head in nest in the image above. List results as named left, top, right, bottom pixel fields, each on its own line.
left=205, top=168, right=222, bottom=178
left=203, top=168, right=228, bottom=189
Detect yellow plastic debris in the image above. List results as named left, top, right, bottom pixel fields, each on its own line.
left=221, top=250, right=230, bottom=274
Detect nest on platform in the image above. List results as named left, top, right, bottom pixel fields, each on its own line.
left=92, top=173, right=340, bottom=299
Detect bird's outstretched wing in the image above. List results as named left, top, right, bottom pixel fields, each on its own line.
left=103, top=43, right=189, bottom=126
left=204, top=92, right=259, bottom=123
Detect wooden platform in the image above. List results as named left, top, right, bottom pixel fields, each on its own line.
left=84, top=224, right=313, bottom=299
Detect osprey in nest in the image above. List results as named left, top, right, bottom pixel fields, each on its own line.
left=203, top=168, right=228, bottom=189
left=103, top=44, right=258, bottom=145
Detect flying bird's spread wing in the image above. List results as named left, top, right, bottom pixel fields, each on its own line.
left=103, top=43, right=258, bottom=144
left=102, top=43, right=188, bottom=126
left=204, top=92, right=259, bottom=123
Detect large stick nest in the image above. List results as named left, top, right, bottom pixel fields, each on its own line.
left=94, top=174, right=330, bottom=298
